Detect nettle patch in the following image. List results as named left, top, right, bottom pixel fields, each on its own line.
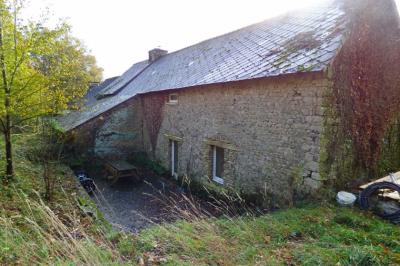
left=322, top=0, right=400, bottom=187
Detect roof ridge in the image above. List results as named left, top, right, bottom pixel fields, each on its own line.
left=98, top=0, right=342, bottom=99
left=156, top=0, right=341, bottom=61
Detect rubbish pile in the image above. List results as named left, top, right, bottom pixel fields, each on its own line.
left=75, top=170, right=96, bottom=194
left=337, top=172, right=400, bottom=224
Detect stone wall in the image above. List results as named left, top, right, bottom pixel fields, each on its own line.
left=151, top=73, right=328, bottom=206
left=70, top=96, right=145, bottom=160
left=69, top=72, right=329, bottom=206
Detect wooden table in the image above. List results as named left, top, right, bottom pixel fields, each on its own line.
left=360, top=171, right=400, bottom=201
left=105, top=160, right=138, bottom=184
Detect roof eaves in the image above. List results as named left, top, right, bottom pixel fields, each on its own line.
left=66, top=69, right=326, bottom=132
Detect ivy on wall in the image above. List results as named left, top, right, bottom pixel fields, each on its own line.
left=141, top=93, right=167, bottom=156
left=324, top=0, right=400, bottom=186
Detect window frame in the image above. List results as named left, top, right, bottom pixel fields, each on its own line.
left=167, top=93, right=178, bottom=104
left=170, top=140, right=178, bottom=179
left=212, top=145, right=224, bottom=185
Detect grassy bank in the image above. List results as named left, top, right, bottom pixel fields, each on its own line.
left=1, top=134, right=399, bottom=265
left=0, top=135, right=137, bottom=265
left=138, top=205, right=400, bottom=265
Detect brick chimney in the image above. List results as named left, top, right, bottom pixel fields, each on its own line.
left=149, top=48, right=168, bottom=62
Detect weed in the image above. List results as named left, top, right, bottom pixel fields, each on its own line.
left=342, top=247, right=380, bottom=266
left=2, top=134, right=400, bottom=265
left=0, top=135, right=138, bottom=265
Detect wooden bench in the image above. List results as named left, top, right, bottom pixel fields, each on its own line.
left=104, top=160, right=139, bottom=184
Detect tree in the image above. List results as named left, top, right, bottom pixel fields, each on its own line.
left=85, top=54, right=103, bottom=83
left=0, top=0, right=103, bottom=180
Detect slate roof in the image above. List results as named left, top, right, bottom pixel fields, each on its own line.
left=59, top=0, right=348, bottom=131
left=81, top=76, right=119, bottom=105
left=97, top=61, right=150, bottom=98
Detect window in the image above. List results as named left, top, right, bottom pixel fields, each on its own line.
left=170, top=140, right=178, bottom=179
left=212, top=146, right=224, bottom=185
left=168, top=93, right=178, bottom=104
left=165, top=134, right=183, bottom=179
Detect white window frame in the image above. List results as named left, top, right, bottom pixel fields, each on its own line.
left=171, top=140, right=178, bottom=180
left=168, top=93, right=178, bottom=104
left=212, top=146, right=224, bottom=185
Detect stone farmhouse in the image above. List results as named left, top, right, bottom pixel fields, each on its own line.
left=60, top=0, right=400, bottom=206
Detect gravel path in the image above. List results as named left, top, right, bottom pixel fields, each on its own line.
left=90, top=175, right=181, bottom=233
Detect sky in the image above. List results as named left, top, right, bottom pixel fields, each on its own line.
left=25, top=0, right=400, bottom=79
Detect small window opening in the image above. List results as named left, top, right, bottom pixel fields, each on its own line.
left=168, top=93, right=178, bottom=104
left=212, top=146, right=224, bottom=185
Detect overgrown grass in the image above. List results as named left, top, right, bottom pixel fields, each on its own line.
left=0, top=134, right=137, bottom=265
left=1, top=134, right=399, bottom=265
left=138, top=204, right=400, bottom=265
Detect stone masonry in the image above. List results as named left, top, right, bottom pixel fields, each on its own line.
left=70, top=97, right=145, bottom=160
left=72, top=73, right=328, bottom=206
left=153, top=73, right=328, bottom=205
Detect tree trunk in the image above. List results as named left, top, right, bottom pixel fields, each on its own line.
left=4, top=116, right=13, bottom=179
left=0, top=10, right=13, bottom=180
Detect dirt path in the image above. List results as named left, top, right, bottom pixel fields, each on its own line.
left=90, top=175, right=181, bottom=233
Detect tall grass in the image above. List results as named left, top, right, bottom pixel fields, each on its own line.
left=137, top=179, right=400, bottom=265
left=0, top=187, right=137, bottom=265
left=0, top=134, right=137, bottom=265
left=2, top=135, right=399, bottom=265
left=137, top=179, right=278, bottom=264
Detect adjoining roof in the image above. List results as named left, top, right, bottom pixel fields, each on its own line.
left=82, top=76, right=119, bottom=105
left=59, top=0, right=348, bottom=131
left=97, top=61, right=149, bottom=98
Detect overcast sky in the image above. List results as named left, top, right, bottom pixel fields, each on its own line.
left=26, top=0, right=400, bottom=79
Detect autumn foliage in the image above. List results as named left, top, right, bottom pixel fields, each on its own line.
left=331, top=0, right=400, bottom=170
